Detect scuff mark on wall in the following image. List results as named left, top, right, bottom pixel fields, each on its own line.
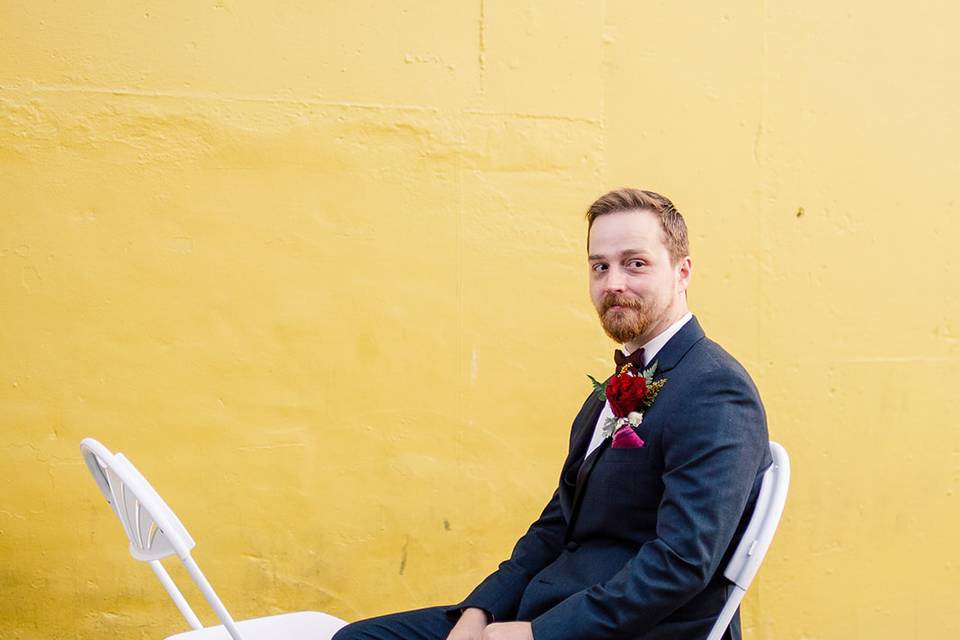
left=399, top=535, right=410, bottom=575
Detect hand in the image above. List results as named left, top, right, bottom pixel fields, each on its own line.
left=446, top=608, right=489, bottom=640
left=481, top=622, right=534, bottom=640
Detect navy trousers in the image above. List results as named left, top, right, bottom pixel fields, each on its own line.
left=332, top=606, right=456, bottom=640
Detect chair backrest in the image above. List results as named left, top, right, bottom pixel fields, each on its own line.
left=705, top=440, right=790, bottom=640
left=81, top=437, right=245, bottom=640
left=81, top=438, right=196, bottom=561
left=723, top=440, right=790, bottom=588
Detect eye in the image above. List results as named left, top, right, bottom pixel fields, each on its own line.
left=591, top=263, right=608, bottom=273
left=627, top=259, right=645, bottom=269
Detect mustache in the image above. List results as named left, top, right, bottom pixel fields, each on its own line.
left=601, top=293, right=643, bottom=314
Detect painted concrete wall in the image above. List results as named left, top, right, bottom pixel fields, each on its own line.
left=2, top=2, right=958, bottom=638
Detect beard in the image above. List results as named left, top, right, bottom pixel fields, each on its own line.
left=596, top=292, right=651, bottom=344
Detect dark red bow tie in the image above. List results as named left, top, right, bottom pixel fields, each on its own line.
left=614, top=347, right=646, bottom=374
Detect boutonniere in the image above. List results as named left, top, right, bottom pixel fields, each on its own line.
left=587, top=363, right=666, bottom=446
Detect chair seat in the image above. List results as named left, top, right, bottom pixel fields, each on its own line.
left=165, top=611, right=348, bottom=640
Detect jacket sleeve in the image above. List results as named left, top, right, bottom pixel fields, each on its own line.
left=447, top=392, right=605, bottom=622
left=447, top=487, right=567, bottom=622
left=530, top=365, right=769, bottom=640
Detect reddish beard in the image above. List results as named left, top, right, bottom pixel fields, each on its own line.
left=597, top=292, right=649, bottom=344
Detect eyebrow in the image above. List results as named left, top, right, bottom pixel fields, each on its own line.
left=588, top=249, right=646, bottom=261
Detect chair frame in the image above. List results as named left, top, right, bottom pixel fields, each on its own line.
left=81, top=437, right=343, bottom=640
left=705, top=440, right=791, bottom=640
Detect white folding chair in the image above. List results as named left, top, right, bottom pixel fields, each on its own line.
left=80, top=437, right=348, bottom=640
left=705, top=440, right=791, bottom=640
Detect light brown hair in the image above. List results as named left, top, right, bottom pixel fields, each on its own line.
left=585, top=188, right=689, bottom=264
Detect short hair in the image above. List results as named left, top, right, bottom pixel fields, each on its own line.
left=585, top=188, right=689, bottom=264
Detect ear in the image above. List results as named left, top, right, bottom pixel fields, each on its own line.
left=676, top=256, right=692, bottom=293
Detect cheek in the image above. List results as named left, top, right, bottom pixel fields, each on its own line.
left=624, top=280, right=648, bottom=298
left=648, top=281, right=674, bottom=304
left=589, top=282, right=604, bottom=306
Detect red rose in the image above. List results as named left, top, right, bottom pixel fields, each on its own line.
left=605, top=371, right=648, bottom=417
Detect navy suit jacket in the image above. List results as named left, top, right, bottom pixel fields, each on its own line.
left=451, top=317, right=771, bottom=640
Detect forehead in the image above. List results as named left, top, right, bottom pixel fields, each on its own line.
left=588, top=209, right=667, bottom=255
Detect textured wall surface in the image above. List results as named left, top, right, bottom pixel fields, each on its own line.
left=2, top=2, right=959, bottom=638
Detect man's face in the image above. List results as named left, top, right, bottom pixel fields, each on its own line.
left=588, top=209, right=691, bottom=349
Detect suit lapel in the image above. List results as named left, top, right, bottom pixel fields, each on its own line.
left=564, top=437, right=609, bottom=542
left=560, top=393, right=604, bottom=517
left=647, top=315, right=705, bottom=374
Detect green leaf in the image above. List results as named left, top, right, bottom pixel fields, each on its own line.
left=586, top=374, right=607, bottom=401
left=642, top=361, right=659, bottom=383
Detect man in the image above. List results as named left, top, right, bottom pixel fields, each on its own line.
left=333, top=188, right=771, bottom=640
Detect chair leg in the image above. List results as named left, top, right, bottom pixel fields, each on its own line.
left=149, top=561, right=204, bottom=630
left=705, top=585, right=746, bottom=640
left=181, top=555, right=246, bottom=640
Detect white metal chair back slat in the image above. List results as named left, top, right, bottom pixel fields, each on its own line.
left=81, top=437, right=348, bottom=640
left=705, top=440, right=791, bottom=640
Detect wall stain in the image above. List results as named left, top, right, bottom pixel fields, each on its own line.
left=399, top=535, right=410, bottom=575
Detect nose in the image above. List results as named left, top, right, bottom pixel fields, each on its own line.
left=604, top=265, right=627, bottom=292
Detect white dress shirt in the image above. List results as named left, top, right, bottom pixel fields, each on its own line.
left=583, top=312, right=693, bottom=459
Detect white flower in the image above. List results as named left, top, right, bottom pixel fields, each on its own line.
left=602, top=415, right=632, bottom=439
left=627, top=411, right=643, bottom=426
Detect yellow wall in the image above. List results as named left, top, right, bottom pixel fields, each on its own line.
left=2, top=2, right=958, bottom=638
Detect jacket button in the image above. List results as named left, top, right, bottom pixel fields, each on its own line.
left=565, top=540, right=579, bottom=552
